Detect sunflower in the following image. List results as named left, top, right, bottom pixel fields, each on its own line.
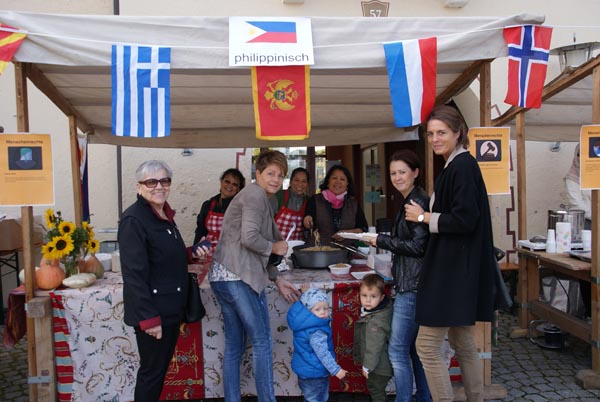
left=41, top=243, right=55, bottom=260
left=44, top=208, right=56, bottom=229
left=58, top=221, right=76, bottom=236
left=49, top=234, right=75, bottom=259
left=82, top=221, right=95, bottom=238
left=87, top=238, right=100, bottom=255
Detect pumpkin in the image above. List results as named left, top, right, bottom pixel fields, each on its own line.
left=36, top=259, right=65, bottom=290
left=79, top=255, right=105, bottom=279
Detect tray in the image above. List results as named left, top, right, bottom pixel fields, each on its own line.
left=336, top=232, right=377, bottom=241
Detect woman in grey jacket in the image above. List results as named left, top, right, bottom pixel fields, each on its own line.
left=209, top=150, right=300, bottom=402
left=369, top=150, right=431, bottom=402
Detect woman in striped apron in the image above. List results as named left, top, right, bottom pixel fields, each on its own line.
left=274, top=167, right=309, bottom=241
left=194, top=168, right=245, bottom=254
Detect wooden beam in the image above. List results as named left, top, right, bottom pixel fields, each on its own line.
left=479, top=61, right=492, bottom=126
left=25, top=64, right=94, bottom=135
left=493, top=54, right=600, bottom=127
left=69, top=116, right=83, bottom=225
left=15, top=62, right=39, bottom=402
left=436, top=59, right=493, bottom=106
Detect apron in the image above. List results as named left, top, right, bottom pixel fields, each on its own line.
left=275, top=190, right=305, bottom=241
left=205, top=198, right=225, bottom=256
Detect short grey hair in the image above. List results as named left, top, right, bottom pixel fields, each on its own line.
left=135, top=160, right=173, bottom=182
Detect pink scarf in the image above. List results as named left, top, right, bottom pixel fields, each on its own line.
left=322, top=189, right=347, bottom=209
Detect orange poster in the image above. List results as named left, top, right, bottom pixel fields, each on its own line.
left=580, top=125, right=600, bottom=189
left=467, top=127, right=510, bottom=195
left=0, top=134, right=54, bottom=205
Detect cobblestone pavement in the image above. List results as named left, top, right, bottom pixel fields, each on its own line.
left=2, top=312, right=599, bottom=401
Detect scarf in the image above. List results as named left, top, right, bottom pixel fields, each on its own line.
left=322, top=189, right=347, bottom=209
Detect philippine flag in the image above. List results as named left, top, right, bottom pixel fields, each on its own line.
left=384, top=37, right=437, bottom=127
left=111, top=45, right=171, bottom=137
left=246, top=21, right=297, bottom=43
left=504, top=25, right=553, bottom=109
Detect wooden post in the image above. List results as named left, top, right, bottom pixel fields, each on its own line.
left=591, top=65, right=600, bottom=374
left=28, top=297, right=56, bottom=400
left=14, top=62, right=39, bottom=402
left=68, top=115, right=83, bottom=225
left=575, top=64, right=600, bottom=388
left=515, top=111, right=529, bottom=333
left=478, top=61, right=493, bottom=386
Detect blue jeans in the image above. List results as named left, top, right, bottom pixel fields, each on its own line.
left=297, top=376, right=329, bottom=402
left=210, top=280, right=276, bottom=402
left=389, top=292, right=431, bottom=402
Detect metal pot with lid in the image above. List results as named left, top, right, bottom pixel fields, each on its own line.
left=547, top=209, right=585, bottom=243
left=291, top=245, right=349, bottom=269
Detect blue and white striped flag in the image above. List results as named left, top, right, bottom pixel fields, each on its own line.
left=111, top=45, right=171, bottom=137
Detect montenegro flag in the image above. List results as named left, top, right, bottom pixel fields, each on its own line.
left=0, top=24, right=26, bottom=74
left=251, top=65, right=311, bottom=140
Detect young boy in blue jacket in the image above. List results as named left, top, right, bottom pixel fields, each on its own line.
left=287, top=286, right=347, bottom=402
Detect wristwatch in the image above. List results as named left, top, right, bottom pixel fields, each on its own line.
left=417, top=213, right=425, bottom=223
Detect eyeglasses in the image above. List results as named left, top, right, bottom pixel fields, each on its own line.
left=222, top=179, right=240, bottom=188
left=138, top=177, right=172, bottom=188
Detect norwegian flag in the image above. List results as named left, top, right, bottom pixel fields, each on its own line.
left=504, top=25, right=553, bottom=108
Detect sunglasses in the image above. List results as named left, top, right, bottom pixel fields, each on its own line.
left=138, top=177, right=172, bottom=188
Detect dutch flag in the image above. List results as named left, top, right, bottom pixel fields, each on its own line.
left=112, top=45, right=171, bottom=137
left=384, top=37, right=437, bottom=128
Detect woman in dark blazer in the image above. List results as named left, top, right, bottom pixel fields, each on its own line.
left=405, top=105, right=495, bottom=402
left=118, top=160, right=206, bottom=401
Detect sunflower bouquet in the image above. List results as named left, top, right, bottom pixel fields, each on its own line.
left=41, top=209, right=100, bottom=276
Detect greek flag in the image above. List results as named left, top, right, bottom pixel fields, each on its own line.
left=111, top=45, right=171, bottom=137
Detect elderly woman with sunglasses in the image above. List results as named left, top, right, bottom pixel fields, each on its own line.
left=194, top=168, right=246, bottom=253
left=118, top=160, right=207, bottom=402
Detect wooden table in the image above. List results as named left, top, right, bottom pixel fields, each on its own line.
left=516, top=248, right=600, bottom=387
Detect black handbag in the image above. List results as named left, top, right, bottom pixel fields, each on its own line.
left=184, top=272, right=206, bottom=323
left=492, top=247, right=512, bottom=311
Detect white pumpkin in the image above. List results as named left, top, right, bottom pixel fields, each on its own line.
left=62, top=273, right=97, bottom=288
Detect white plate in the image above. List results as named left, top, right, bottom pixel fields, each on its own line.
left=336, top=232, right=377, bottom=240
left=351, top=270, right=375, bottom=280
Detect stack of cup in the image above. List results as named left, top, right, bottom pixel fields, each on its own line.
left=546, top=229, right=556, bottom=253
left=555, top=222, right=571, bottom=253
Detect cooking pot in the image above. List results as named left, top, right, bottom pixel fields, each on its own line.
left=547, top=209, right=585, bottom=243
left=291, top=245, right=349, bottom=269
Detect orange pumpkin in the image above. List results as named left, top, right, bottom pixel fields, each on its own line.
left=79, top=255, right=105, bottom=279
left=36, top=259, right=65, bottom=290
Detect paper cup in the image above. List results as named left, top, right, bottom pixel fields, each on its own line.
left=555, top=222, right=571, bottom=253
left=582, top=229, right=592, bottom=250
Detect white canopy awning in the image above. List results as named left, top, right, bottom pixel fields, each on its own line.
left=0, top=11, right=545, bottom=148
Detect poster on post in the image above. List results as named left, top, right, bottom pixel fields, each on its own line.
left=467, top=127, right=510, bottom=195
left=580, top=125, right=600, bottom=189
left=0, top=134, right=54, bottom=205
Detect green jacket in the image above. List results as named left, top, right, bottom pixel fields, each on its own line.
left=352, top=299, right=393, bottom=377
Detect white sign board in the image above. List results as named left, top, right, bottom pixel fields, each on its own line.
left=229, top=17, right=314, bottom=66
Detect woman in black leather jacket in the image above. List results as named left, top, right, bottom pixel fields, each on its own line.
left=368, top=150, right=431, bottom=402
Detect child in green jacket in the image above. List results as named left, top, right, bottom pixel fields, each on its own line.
left=353, top=274, right=393, bottom=402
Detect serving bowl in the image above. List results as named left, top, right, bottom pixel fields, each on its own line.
left=328, top=263, right=351, bottom=276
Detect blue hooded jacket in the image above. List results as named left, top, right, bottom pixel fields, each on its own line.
left=287, top=301, right=336, bottom=378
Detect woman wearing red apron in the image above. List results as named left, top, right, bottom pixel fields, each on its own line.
left=274, top=167, right=309, bottom=241
left=194, top=168, right=246, bottom=254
